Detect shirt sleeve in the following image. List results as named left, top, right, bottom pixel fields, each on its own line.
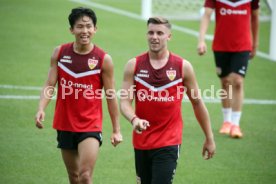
left=204, top=0, right=215, bottom=9
left=251, top=0, right=260, bottom=10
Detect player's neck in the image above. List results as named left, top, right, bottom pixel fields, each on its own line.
left=73, top=42, right=94, bottom=55
left=149, top=50, right=170, bottom=69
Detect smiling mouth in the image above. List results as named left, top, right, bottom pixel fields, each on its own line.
left=80, top=35, right=89, bottom=40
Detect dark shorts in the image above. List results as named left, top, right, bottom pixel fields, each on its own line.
left=57, top=131, right=102, bottom=150
left=213, top=51, right=250, bottom=78
left=134, top=145, right=180, bottom=184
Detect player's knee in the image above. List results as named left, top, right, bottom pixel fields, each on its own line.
left=79, top=169, right=92, bottom=183
left=67, top=171, right=79, bottom=184
left=232, top=75, right=243, bottom=90
left=221, top=77, right=231, bottom=88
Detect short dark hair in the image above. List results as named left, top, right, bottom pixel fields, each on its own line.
left=147, top=17, right=171, bottom=29
left=68, top=7, right=97, bottom=28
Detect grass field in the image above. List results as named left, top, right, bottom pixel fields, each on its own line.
left=0, top=0, right=276, bottom=183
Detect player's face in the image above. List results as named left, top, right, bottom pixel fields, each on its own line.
left=70, top=16, right=97, bottom=45
left=147, top=23, right=171, bottom=53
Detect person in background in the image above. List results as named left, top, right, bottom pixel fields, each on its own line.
left=198, top=0, right=259, bottom=138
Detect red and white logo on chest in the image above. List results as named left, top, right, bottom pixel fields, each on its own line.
left=88, top=58, right=98, bottom=70
left=166, top=69, right=176, bottom=81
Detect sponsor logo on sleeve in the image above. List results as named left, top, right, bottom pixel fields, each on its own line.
left=60, top=56, right=72, bottom=63
left=137, top=70, right=149, bottom=78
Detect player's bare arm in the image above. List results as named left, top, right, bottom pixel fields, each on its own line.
left=35, top=46, right=59, bottom=129
left=182, top=59, right=216, bottom=159
left=197, top=7, right=213, bottom=56
left=120, top=58, right=150, bottom=134
left=102, top=54, right=123, bottom=147
left=250, top=8, right=259, bottom=59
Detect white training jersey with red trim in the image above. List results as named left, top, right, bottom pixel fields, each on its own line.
left=53, top=42, right=106, bottom=132
left=133, top=52, right=185, bottom=150
left=204, top=0, right=259, bottom=52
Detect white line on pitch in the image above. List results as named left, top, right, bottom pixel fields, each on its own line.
left=0, top=94, right=276, bottom=105
left=0, top=84, right=41, bottom=91
left=1, top=84, right=276, bottom=104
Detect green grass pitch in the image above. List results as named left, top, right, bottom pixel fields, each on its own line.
left=0, top=0, right=276, bottom=183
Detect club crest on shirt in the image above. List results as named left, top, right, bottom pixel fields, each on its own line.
left=88, top=58, right=98, bottom=70
left=166, top=69, right=176, bottom=81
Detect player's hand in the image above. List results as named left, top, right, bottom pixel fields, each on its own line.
left=202, top=138, right=216, bottom=160
left=132, top=118, right=150, bottom=134
left=111, top=132, right=123, bottom=147
left=249, top=46, right=257, bottom=59
left=197, top=41, right=207, bottom=56
left=35, top=110, right=45, bottom=129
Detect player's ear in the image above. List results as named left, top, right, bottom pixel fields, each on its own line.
left=167, top=33, right=172, bottom=41
left=69, top=27, right=74, bottom=34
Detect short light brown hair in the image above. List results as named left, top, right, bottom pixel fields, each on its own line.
left=147, top=17, right=171, bottom=29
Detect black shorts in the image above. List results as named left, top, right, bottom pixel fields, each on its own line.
left=213, top=51, right=250, bottom=78
left=56, top=131, right=102, bottom=150
left=134, top=145, right=180, bottom=184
